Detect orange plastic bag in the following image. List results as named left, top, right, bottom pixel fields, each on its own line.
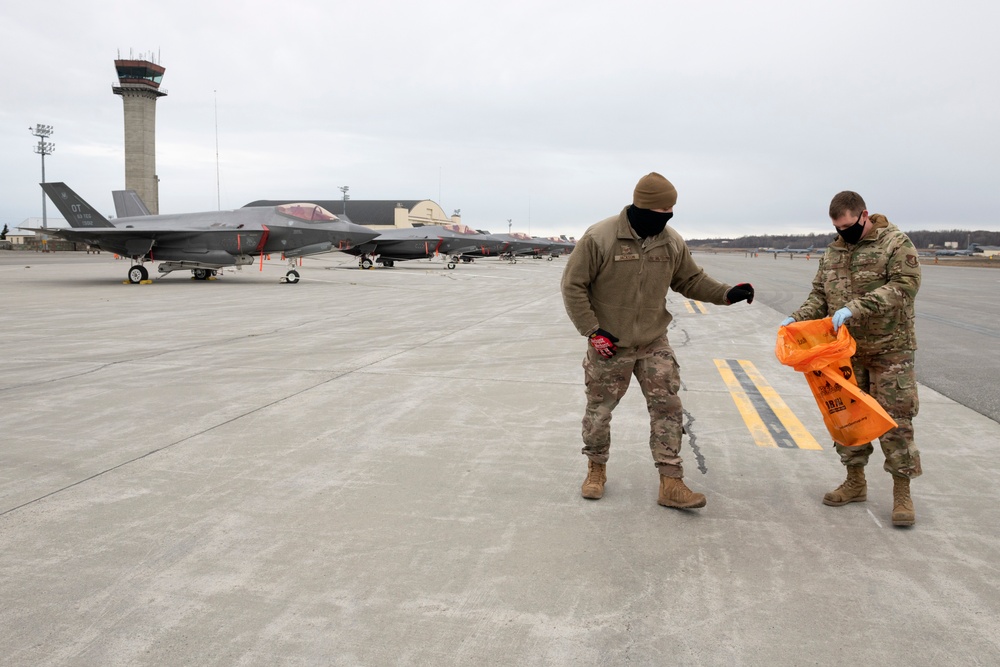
left=775, top=318, right=897, bottom=447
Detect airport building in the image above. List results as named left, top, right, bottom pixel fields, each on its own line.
left=112, top=56, right=166, bottom=215
left=244, top=199, right=462, bottom=230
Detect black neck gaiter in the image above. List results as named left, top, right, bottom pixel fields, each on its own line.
left=627, top=205, right=673, bottom=238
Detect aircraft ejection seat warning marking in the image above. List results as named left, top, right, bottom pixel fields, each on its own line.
left=714, top=359, right=822, bottom=450
left=683, top=300, right=709, bottom=314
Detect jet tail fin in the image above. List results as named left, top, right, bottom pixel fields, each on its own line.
left=112, top=189, right=152, bottom=217
left=41, top=183, right=114, bottom=228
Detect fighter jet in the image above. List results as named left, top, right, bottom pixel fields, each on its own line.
left=490, top=232, right=554, bottom=263
left=436, top=224, right=509, bottom=263
left=543, top=235, right=576, bottom=258
left=28, top=183, right=379, bottom=284
left=341, top=225, right=484, bottom=269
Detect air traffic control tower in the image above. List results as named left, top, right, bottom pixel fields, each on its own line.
left=112, top=57, right=166, bottom=214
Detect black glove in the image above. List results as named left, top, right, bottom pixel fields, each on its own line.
left=725, top=283, right=754, bottom=305
left=588, top=328, right=619, bottom=359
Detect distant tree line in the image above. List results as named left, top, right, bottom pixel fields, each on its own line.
left=687, top=230, right=1000, bottom=250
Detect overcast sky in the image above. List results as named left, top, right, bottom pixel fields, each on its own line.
left=2, top=1, right=998, bottom=239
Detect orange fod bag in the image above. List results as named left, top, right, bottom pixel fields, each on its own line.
left=775, top=318, right=897, bottom=447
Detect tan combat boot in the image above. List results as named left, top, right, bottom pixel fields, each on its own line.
left=657, top=476, right=706, bottom=509
left=581, top=460, right=607, bottom=500
left=892, top=476, right=915, bottom=526
left=823, top=466, right=867, bottom=506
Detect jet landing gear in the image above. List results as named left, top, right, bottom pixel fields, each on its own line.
left=191, top=268, right=218, bottom=281
left=358, top=258, right=394, bottom=269
left=280, top=256, right=301, bottom=284
left=127, top=264, right=149, bottom=284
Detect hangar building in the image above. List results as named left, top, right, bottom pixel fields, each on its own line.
left=244, top=199, right=462, bottom=230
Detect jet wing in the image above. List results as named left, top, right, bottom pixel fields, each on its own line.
left=22, top=227, right=243, bottom=242
left=23, top=227, right=267, bottom=258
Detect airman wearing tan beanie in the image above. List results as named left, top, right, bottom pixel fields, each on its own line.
left=633, top=172, right=677, bottom=210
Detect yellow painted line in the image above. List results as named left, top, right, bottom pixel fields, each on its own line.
left=683, top=300, right=695, bottom=313
left=693, top=300, right=708, bottom=314
left=737, top=360, right=823, bottom=450
left=714, top=359, right=778, bottom=448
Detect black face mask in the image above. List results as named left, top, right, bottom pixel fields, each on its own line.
left=627, top=205, right=673, bottom=238
left=837, top=211, right=866, bottom=244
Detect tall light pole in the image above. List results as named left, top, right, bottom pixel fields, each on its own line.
left=29, top=124, right=55, bottom=230
left=507, top=218, right=512, bottom=234
left=339, top=185, right=350, bottom=215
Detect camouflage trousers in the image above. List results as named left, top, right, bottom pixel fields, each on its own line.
left=837, top=350, right=922, bottom=479
left=581, top=335, right=685, bottom=478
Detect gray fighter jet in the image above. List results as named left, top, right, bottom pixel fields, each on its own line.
left=489, top=232, right=553, bottom=263
left=29, top=183, right=379, bottom=283
left=342, top=225, right=484, bottom=269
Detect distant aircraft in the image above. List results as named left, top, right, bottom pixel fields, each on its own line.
left=759, top=244, right=815, bottom=255
left=935, top=243, right=982, bottom=256
left=28, top=183, right=379, bottom=284
left=542, top=236, right=576, bottom=258
left=489, top=233, right=555, bottom=262
left=340, top=225, right=485, bottom=269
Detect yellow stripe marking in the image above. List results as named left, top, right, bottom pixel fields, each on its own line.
left=683, top=301, right=695, bottom=313
left=714, top=359, right=778, bottom=448
left=736, top=360, right=823, bottom=450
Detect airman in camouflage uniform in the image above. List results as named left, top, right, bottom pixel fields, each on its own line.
left=562, top=173, right=755, bottom=509
left=784, top=190, right=921, bottom=526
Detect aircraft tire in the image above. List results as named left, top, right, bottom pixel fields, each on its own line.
left=285, top=269, right=300, bottom=284
left=193, top=269, right=208, bottom=280
left=361, top=258, right=373, bottom=270
left=447, top=262, right=456, bottom=270
left=383, top=260, right=394, bottom=268
left=128, top=265, right=148, bottom=284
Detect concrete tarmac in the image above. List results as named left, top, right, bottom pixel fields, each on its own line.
left=1, top=252, right=998, bottom=666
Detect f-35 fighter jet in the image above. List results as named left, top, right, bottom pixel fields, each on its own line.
left=30, top=183, right=379, bottom=284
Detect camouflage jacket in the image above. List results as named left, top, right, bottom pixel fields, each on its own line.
left=561, top=207, right=730, bottom=348
left=791, top=215, right=920, bottom=353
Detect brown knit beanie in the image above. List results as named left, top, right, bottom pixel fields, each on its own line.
left=633, top=172, right=677, bottom=210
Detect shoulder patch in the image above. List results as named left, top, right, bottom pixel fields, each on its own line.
left=905, top=254, right=919, bottom=268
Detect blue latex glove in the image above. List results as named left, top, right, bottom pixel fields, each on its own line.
left=780, top=317, right=795, bottom=327
left=832, top=307, right=853, bottom=332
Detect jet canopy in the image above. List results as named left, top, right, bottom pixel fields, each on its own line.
left=440, top=223, right=481, bottom=235
left=276, top=203, right=340, bottom=222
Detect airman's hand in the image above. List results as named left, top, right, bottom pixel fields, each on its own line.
left=588, top=329, right=619, bottom=359
left=832, top=307, right=853, bottom=332
left=725, top=283, right=754, bottom=305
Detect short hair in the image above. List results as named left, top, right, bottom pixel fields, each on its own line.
left=829, top=191, right=866, bottom=219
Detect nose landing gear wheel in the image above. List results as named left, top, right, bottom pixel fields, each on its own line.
left=360, top=258, right=373, bottom=270
left=128, top=265, right=148, bottom=284
left=447, top=262, right=456, bottom=270
left=285, top=269, right=300, bottom=283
